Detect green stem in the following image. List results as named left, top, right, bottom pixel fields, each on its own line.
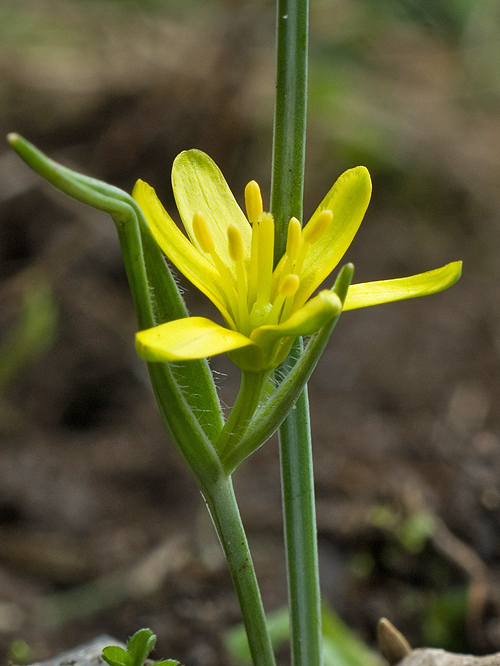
left=271, top=2, right=322, bottom=666
left=204, top=475, right=276, bottom=666
left=216, top=370, right=269, bottom=456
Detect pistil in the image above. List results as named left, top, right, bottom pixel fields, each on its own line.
left=250, top=212, right=275, bottom=328
left=228, top=223, right=250, bottom=333
left=245, top=181, right=263, bottom=308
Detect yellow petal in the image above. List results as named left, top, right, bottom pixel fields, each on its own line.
left=172, top=150, right=252, bottom=270
left=343, top=261, right=462, bottom=310
left=133, top=179, right=236, bottom=328
left=288, top=166, right=372, bottom=308
left=136, top=317, right=254, bottom=362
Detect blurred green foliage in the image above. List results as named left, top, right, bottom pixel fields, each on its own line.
left=422, top=587, right=468, bottom=651
left=7, top=639, right=32, bottom=666
left=368, top=504, right=435, bottom=555
left=0, top=280, right=56, bottom=395
left=226, top=603, right=383, bottom=666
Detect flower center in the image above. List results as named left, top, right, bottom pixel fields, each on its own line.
left=192, top=181, right=332, bottom=336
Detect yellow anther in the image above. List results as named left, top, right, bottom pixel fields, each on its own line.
left=227, top=224, right=244, bottom=262
left=279, top=273, right=300, bottom=297
left=192, top=212, right=214, bottom=254
left=302, top=209, right=332, bottom=245
left=245, top=180, right=263, bottom=224
left=286, top=217, right=302, bottom=257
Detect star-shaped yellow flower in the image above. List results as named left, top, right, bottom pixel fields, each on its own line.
left=133, top=150, right=461, bottom=372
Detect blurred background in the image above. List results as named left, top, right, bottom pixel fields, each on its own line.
left=1, top=0, right=500, bottom=664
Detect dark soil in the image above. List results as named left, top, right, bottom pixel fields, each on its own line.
left=1, top=2, right=500, bottom=665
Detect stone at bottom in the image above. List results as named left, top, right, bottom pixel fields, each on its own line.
left=399, top=649, right=500, bottom=666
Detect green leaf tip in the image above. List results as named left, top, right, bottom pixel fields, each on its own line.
left=333, top=263, right=355, bottom=304
left=102, top=629, right=179, bottom=666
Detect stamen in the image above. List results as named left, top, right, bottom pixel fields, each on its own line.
left=280, top=273, right=300, bottom=297
left=245, top=180, right=263, bottom=225
left=302, top=209, right=332, bottom=245
left=193, top=212, right=238, bottom=320
left=267, top=274, right=300, bottom=324
left=228, top=224, right=250, bottom=332
left=272, top=217, right=302, bottom=301
left=279, top=274, right=301, bottom=323
left=192, top=211, right=215, bottom=254
left=291, top=209, right=334, bottom=282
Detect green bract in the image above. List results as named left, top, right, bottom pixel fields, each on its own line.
left=133, top=150, right=462, bottom=372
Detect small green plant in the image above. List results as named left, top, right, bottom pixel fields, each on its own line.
left=102, top=629, right=178, bottom=666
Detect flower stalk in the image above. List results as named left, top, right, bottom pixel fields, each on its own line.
left=215, top=370, right=271, bottom=456
left=203, top=476, right=277, bottom=666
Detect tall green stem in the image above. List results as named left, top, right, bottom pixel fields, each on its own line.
left=271, top=0, right=309, bottom=261
left=271, top=2, right=322, bottom=666
left=278, top=346, right=321, bottom=666
left=204, top=475, right=276, bottom=666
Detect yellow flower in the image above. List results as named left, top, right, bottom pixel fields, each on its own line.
left=133, top=150, right=461, bottom=372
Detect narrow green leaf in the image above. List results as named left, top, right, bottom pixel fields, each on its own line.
left=7, top=134, right=224, bottom=487
left=8, top=133, right=224, bottom=443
